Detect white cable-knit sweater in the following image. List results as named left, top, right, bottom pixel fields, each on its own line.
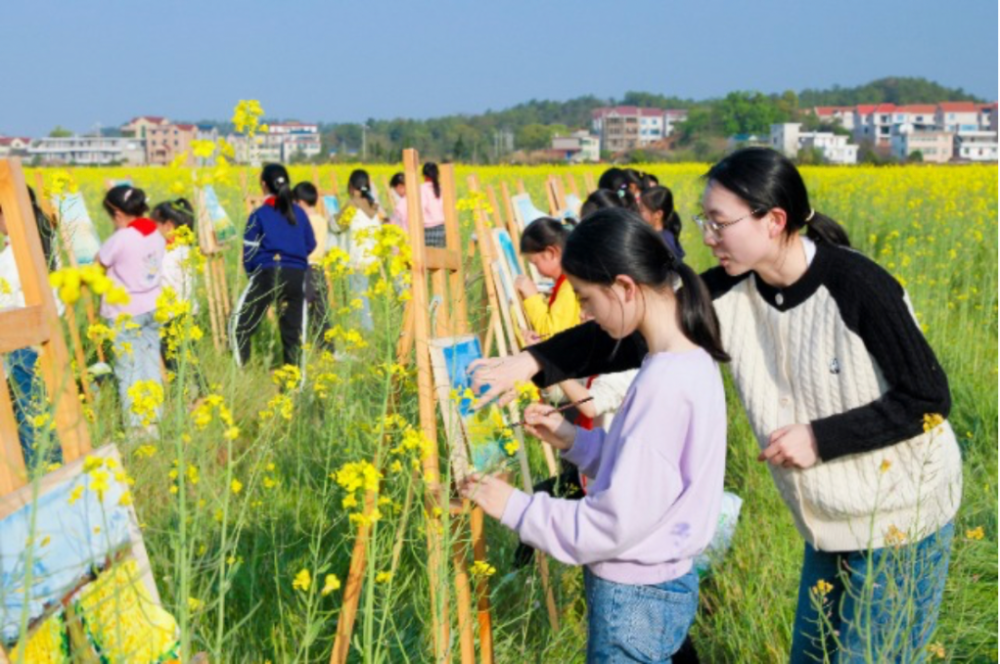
left=528, top=241, right=963, bottom=552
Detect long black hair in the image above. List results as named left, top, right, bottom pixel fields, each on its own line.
left=580, top=188, right=632, bottom=218
left=151, top=198, right=194, bottom=230
left=103, top=184, right=149, bottom=219
left=261, top=163, right=297, bottom=226
left=1, top=187, right=55, bottom=270
left=562, top=207, right=728, bottom=362
left=348, top=169, right=377, bottom=208
left=422, top=162, right=441, bottom=198
left=640, top=185, right=684, bottom=254
left=598, top=167, right=642, bottom=205
left=520, top=217, right=573, bottom=254
left=705, top=147, right=850, bottom=247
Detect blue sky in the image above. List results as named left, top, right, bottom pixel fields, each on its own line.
left=2, top=0, right=996, bottom=136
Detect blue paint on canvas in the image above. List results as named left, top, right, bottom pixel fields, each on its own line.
left=495, top=230, right=522, bottom=277
left=54, top=193, right=101, bottom=266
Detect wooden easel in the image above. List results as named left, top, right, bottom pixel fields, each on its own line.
left=583, top=172, right=596, bottom=195
left=331, top=151, right=486, bottom=664
left=195, top=187, right=233, bottom=351
left=0, top=158, right=91, bottom=493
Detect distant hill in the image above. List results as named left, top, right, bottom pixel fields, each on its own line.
left=799, top=76, right=984, bottom=107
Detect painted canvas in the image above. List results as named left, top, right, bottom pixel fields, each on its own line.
left=200, top=186, right=237, bottom=245
left=429, top=336, right=513, bottom=479
left=510, top=193, right=548, bottom=231
left=0, top=445, right=176, bottom=659
left=564, top=193, right=582, bottom=218
left=492, top=229, right=522, bottom=278
left=52, top=193, right=101, bottom=266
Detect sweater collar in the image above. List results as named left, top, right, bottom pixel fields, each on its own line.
left=752, top=241, right=830, bottom=311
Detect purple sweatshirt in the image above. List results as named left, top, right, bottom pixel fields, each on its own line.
left=501, top=349, right=727, bottom=585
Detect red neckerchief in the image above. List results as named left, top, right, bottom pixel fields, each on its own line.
left=263, top=196, right=276, bottom=207
left=128, top=218, right=157, bottom=237
left=548, top=274, right=567, bottom=307
left=574, top=375, right=597, bottom=430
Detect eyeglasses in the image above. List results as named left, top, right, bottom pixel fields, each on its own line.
left=693, top=209, right=764, bottom=239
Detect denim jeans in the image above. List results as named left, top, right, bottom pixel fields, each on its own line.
left=791, top=522, right=954, bottom=663
left=585, top=568, right=699, bottom=663
left=348, top=272, right=373, bottom=332
left=113, top=311, right=162, bottom=428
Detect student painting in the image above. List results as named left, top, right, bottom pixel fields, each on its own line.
left=337, top=169, right=384, bottom=332
left=638, top=185, right=686, bottom=261
left=98, top=185, right=166, bottom=429
left=462, top=208, right=729, bottom=662
left=388, top=172, right=408, bottom=231
left=231, top=164, right=316, bottom=369
left=470, top=147, right=962, bottom=663
left=292, top=182, right=333, bottom=348
left=514, top=217, right=581, bottom=339
left=420, top=162, right=446, bottom=248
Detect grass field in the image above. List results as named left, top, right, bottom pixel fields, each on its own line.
left=7, top=162, right=998, bottom=663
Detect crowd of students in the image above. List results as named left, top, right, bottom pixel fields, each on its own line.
left=1, top=149, right=963, bottom=662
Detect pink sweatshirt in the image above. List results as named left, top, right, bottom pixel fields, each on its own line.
left=501, top=349, right=727, bottom=584
left=420, top=181, right=445, bottom=228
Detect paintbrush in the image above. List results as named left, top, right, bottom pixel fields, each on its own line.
left=511, top=396, right=594, bottom=428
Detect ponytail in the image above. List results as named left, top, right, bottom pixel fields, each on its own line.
left=805, top=210, right=851, bottom=247
left=674, top=261, right=729, bottom=362
left=422, top=162, right=441, bottom=199
left=261, top=163, right=297, bottom=226
left=348, top=169, right=377, bottom=208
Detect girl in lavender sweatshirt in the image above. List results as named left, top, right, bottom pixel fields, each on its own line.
left=462, top=208, right=729, bottom=662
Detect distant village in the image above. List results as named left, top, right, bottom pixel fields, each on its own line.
left=2, top=100, right=997, bottom=166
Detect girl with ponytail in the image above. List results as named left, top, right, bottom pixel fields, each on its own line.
left=461, top=208, right=728, bottom=662
left=420, top=162, right=446, bottom=247
left=231, top=163, right=316, bottom=369
left=468, top=147, right=961, bottom=663
left=336, top=168, right=385, bottom=331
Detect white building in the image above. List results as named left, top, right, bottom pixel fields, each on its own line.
left=261, top=122, right=322, bottom=162
left=812, top=106, right=856, bottom=131
left=936, top=102, right=982, bottom=133
left=890, top=128, right=954, bottom=163
left=27, top=136, right=146, bottom=166
left=551, top=131, right=600, bottom=163
left=954, top=130, right=998, bottom=161
left=0, top=136, right=32, bottom=157
left=591, top=106, right=689, bottom=152
left=770, top=123, right=858, bottom=164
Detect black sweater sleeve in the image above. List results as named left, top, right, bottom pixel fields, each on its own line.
left=525, top=322, right=647, bottom=388
left=524, top=266, right=743, bottom=388
left=811, top=250, right=951, bottom=461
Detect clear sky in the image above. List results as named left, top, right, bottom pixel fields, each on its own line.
left=2, top=0, right=996, bottom=136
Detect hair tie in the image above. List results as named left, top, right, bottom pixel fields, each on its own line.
left=805, top=209, right=815, bottom=223
left=123, top=189, right=133, bottom=201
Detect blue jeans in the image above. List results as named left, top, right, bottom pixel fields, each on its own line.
left=791, top=523, right=954, bottom=663
left=348, top=273, right=373, bottom=331
left=584, top=568, right=699, bottom=663
left=113, top=312, right=162, bottom=428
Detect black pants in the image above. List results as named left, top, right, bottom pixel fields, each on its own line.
left=304, top=265, right=333, bottom=349
left=230, top=267, right=307, bottom=368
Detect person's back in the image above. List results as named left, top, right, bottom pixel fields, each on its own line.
left=244, top=203, right=313, bottom=272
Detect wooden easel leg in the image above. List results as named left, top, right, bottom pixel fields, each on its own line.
left=203, top=255, right=223, bottom=352
left=452, top=511, right=477, bottom=664
left=330, top=492, right=375, bottom=664
left=212, top=257, right=231, bottom=345
left=63, top=304, right=92, bottom=403
left=395, top=300, right=414, bottom=366
left=470, top=506, right=495, bottom=663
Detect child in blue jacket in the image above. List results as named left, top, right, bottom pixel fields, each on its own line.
left=230, top=163, right=316, bottom=368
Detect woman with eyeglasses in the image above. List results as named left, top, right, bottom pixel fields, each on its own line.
left=467, top=147, right=961, bottom=663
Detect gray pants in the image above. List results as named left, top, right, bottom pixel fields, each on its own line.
left=112, top=311, right=162, bottom=428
